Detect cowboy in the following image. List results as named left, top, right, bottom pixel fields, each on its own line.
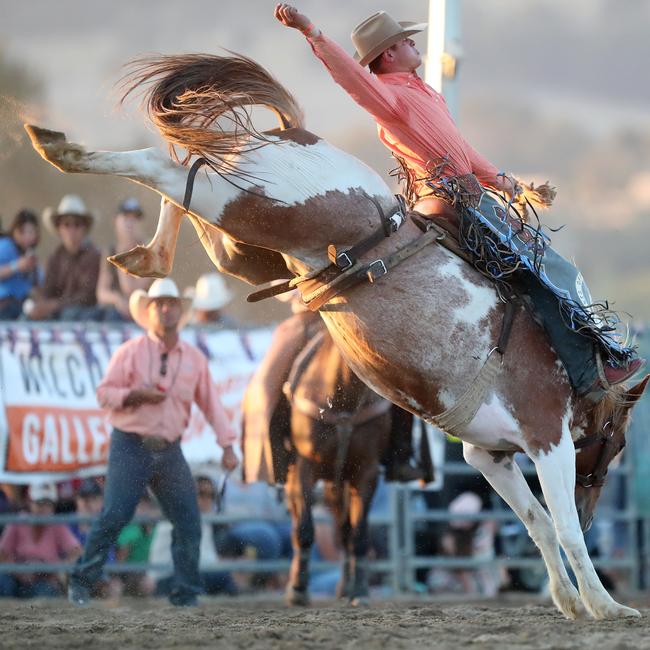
left=26, top=194, right=101, bottom=321
left=274, top=5, right=644, bottom=394
left=68, top=277, right=238, bottom=607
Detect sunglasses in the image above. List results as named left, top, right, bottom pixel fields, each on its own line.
left=160, top=352, right=169, bottom=377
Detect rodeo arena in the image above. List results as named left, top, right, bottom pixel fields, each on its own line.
left=1, top=1, right=650, bottom=648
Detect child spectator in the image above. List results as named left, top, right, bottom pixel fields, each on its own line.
left=0, top=483, right=81, bottom=598
left=0, top=210, right=41, bottom=319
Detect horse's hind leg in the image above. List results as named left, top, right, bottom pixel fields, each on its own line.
left=462, top=442, right=584, bottom=620
left=533, top=427, right=640, bottom=619
left=285, top=459, right=315, bottom=606
left=110, top=199, right=183, bottom=278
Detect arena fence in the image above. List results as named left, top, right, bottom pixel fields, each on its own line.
left=0, top=461, right=639, bottom=594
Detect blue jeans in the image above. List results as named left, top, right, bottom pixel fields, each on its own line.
left=71, top=429, right=202, bottom=602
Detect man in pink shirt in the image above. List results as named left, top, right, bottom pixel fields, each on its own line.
left=68, top=278, right=238, bottom=607
left=275, top=5, right=643, bottom=395
left=0, top=483, right=81, bottom=598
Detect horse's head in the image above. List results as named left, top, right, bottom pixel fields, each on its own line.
left=574, top=374, right=649, bottom=531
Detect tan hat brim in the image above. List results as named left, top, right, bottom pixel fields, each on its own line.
left=354, top=21, right=428, bottom=67
left=42, top=208, right=95, bottom=235
left=129, top=290, right=193, bottom=330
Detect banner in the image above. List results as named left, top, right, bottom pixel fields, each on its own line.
left=0, top=324, right=273, bottom=483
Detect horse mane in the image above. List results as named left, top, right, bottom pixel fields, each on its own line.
left=118, top=52, right=304, bottom=171
left=591, top=384, right=631, bottom=432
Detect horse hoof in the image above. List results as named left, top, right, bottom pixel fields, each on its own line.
left=590, top=603, right=641, bottom=620
left=285, top=587, right=310, bottom=607
left=109, top=246, right=169, bottom=279
left=24, top=124, right=67, bottom=147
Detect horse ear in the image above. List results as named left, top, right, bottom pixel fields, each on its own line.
left=625, top=374, right=650, bottom=407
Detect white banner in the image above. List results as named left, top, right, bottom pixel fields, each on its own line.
left=0, top=324, right=272, bottom=483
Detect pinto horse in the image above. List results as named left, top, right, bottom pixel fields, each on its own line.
left=25, top=52, right=648, bottom=619
left=278, top=323, right=391, bottom=605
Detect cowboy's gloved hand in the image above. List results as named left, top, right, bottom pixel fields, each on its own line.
left=221, top=445, right=239, bottom=472
left=274, top=3, right=311, bottom=31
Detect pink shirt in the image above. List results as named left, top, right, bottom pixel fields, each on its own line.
left=306, top=32, right=500, bottom=192
left=96, top=333, right=237, bottom=447
left=0, top=522, right=80, bottom=564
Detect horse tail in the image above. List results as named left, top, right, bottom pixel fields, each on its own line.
left=118, top=52, right=304, bottom=166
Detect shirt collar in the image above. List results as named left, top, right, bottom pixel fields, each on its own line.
left=146, top=331, right=182, bottom=353
left=377, top=71, right=421, bottom=85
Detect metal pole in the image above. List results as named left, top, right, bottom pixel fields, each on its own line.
left=425, top=0, right=462, bottom=120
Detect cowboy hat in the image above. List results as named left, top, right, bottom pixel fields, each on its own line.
left=129, top=278, right=193, bottom=331
left=352, top=11, right=427, bottom=67
left=191, top=273, right=233, bottom=311
left=28, top=482, right=58, bottom=503
left=42, top=194, right=95, bottom=234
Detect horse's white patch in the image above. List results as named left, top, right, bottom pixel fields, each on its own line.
left=232, top=137, right=392, bottom=206
left=458, top=393, right=522, bottom=449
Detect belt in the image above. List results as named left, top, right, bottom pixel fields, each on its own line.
left=141, top=436, right=175, bottom=452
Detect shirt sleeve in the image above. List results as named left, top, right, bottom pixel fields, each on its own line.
left=193, top=356, right=237, bottom=448
left=0, top=238, right=16, bottom=265
left=55, top=525, right=81, bottom=557
left=0, top=524, right=18, bottom=559
left=464, top=140, right=500, bottom=188
left=96, top=342, right=133, bottom=409
left=306, top=31, right=400, bottom=123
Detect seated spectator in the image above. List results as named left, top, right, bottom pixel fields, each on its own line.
left=427, top=491, right=503, bottom=596
left=215, top=476, right=291, bottom=590
left=0, top=210, right=41, bottom=320
left=25, top=194, right=101, bottom=321
left=149, top=468, right=238, bottom=596
left=115, top=491, right=157, bottom=596
left=96, top=198, right=152, bottom=321
left=0, top=482, right=81, bottom=598
left=186, top=273, right=237, bottom=327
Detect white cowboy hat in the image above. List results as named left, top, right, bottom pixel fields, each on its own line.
left=28, top=482, right=58, bottom=503
left=42, top=194, right=96, bottom=234
left=351, top=11, right=427, bottom=67
left=191, top=273, right=233, bottom=311
left=129, top=278, right=193, bottom=331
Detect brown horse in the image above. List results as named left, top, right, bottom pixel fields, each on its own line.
left=25, top=52, right=648, bottom=619
left=275, top=323, right=392, bottom=605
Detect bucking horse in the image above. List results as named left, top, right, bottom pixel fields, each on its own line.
left=25, top=52, right=648, bottom=619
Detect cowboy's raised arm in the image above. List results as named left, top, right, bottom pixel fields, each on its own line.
left=274, top=4, right=399, bottom=123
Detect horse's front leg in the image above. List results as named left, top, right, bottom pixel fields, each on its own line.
left=533, top=429, right=640, bottom=619
left=285, top=458, right=315, bottom=606
left=462, top=442, right=584, bottom=620
left=109, top=198, right=183, bottom=278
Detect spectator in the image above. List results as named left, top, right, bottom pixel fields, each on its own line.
left=0, top=482, right=81, bottom=598
left=0, top=210, right=41, bottom=320
left=96, top=198, right=152, bottom=321
left=26, top=194, right=101, bottom=321
left=149, top=469, right=238, bottom=596
left=215, top=476, right=291, bottom=590
left=187, top=273, right=237, bottom=327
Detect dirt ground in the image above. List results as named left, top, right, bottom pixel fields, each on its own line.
left=3, top=595, right=650, bottom=650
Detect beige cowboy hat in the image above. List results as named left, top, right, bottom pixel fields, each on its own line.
left=352, top=11, right=427, bottom=67
left=42, top=194, right=96, bottom=235
left=129, top=277, right=193, bottom=331
left=28, top=482, right=58, bottom=503
left=190, top=273, right=233, bottom=311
